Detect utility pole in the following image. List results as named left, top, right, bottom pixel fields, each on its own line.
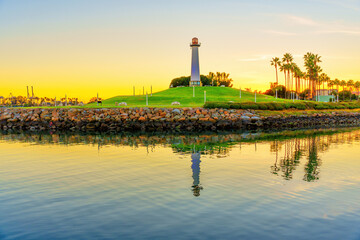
left=240, top=87, right=242, bottom=99
left=204, top=91, right=206, bottom=103
left=97, top=93, right=99, bottom=106
left=275, top=89, right=278, bottom=99
left=31, top=86, right=34, bottom=98
left=193, top=86, right=195, bottom=97
left=27, top=86, right=30, bottom=99
left=255, top=91, right=257, bottom=103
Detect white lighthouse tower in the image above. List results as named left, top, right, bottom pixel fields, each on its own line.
left=190, top=37, right=201, bottom=87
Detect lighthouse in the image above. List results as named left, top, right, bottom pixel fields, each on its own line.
left=190, top=37, right=201, bottom=87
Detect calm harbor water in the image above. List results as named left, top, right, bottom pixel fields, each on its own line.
left=0, top=129, right=360, bottom=240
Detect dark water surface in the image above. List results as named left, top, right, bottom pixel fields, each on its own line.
left=0, top=129, right=360, bottom=240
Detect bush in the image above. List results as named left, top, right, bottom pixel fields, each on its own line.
left=203, top=101, right=360, bottom=111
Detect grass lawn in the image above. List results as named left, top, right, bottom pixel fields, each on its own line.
left=86, top=86, right=289, bottom=108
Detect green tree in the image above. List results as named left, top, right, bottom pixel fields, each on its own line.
left=169, top=76, right=190, bottom=87
left=207, top=72, right=216, bottom=86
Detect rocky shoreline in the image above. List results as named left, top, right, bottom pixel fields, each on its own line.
left=1, top=108, right=360, bottom=132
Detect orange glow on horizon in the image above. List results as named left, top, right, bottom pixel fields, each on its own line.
left=1, top=1, right=359, bottom=102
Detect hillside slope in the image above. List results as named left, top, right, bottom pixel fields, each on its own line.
left=88, top=86, right=285, bottom=108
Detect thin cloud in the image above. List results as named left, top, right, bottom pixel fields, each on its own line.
left=264, top=30, right=298, bottom=36
left=285, top=15, right=320, bottom=26
left=313, top=0, right=360, bottom=11
left=238, top=54, right=303, bottom=62
left=238, top=55, right=272, bottom=62
left=315, top=29, right=360, bottom=35
left=273, top=14, right=360, bottom=36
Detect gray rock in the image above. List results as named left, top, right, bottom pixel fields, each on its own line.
left=172, top=109, right=181, bottom=115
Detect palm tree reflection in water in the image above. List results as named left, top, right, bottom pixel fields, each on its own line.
left=270, top=136, right=322, bottom=182
left=304, top=137, right=321, bottom=182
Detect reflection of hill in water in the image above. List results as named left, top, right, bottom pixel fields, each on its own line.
left=1, top=128, right=360, bottom=183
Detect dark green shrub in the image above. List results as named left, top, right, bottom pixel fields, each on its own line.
left=264, top=103, right=275, bottom=110
left=204, top=101, right=360, bottom=111
left=257, top=103, right=268, bottom=110
left=272, top=103, right=285, bottom=110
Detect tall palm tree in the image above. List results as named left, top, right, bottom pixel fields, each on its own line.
left=341, top=80, right=347, bottom=91
left=279, top=64, right=287, bottom=90
left=347, top=80, right=354, bottom=101
left=334, top=78, right=340, bottom=93
left=292, top=63, right=301, bottom=95
left=283, top=53, right=293, bottom=98
left=319, top=73, right=329, bottom=96
left=304, top=53, right=322, bottom=100
left=340, top=80, right=347, bottom=101
left=326, top=75, right=331, bottom=94
left=347, top=80, right=354, bottom=92
left=270, top=57, right=281, bottom=85
left=319, top=73, right=324, bottom=96
left=354, top=81, right=360, bottom=100
left=328, top=80, right=334, bottom=95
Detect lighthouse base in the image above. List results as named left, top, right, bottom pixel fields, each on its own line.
left=190, top=80, right=201, bottom=87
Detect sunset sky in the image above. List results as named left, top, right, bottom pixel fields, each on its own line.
left=1, top=0, right=359, bottom=101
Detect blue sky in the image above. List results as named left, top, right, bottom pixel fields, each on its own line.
left=0, top=0, right=359, bottom=99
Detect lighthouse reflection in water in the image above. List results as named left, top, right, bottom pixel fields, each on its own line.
left=191, top=151, right=203, bottom=196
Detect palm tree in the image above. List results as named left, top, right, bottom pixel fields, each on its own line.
left=304, top=53, right=322, bottom=100
left=334, top=78, right=340, bottom=93
left=341, top=80, right=347, bottom=91
left=347, top=80, right=354, bottom=92
left=354, top=81, right=360, bottom=100
left=319, top=73, right=329, bottom=96
left=319, top=73, right=325, bottom=96
left=326, top=75, right=331, bottom=94
left=270, top=57, right=281, bottom=85
left=292, top=63, right=301, bottom=95
left=328, top=80, right=334, bottom=95
left=347, top=80, right=354, bottom=101
left=340, top=80, right=347, bottom=101
left=283, top=53, right=293, bottom=97
left=279, top=64, right=286, bottom=90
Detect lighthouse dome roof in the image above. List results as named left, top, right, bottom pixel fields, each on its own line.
left=192, top=37, right=199, bottom=44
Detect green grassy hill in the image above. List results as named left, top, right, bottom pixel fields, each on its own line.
left=87, top=86, right=287, bottom=108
